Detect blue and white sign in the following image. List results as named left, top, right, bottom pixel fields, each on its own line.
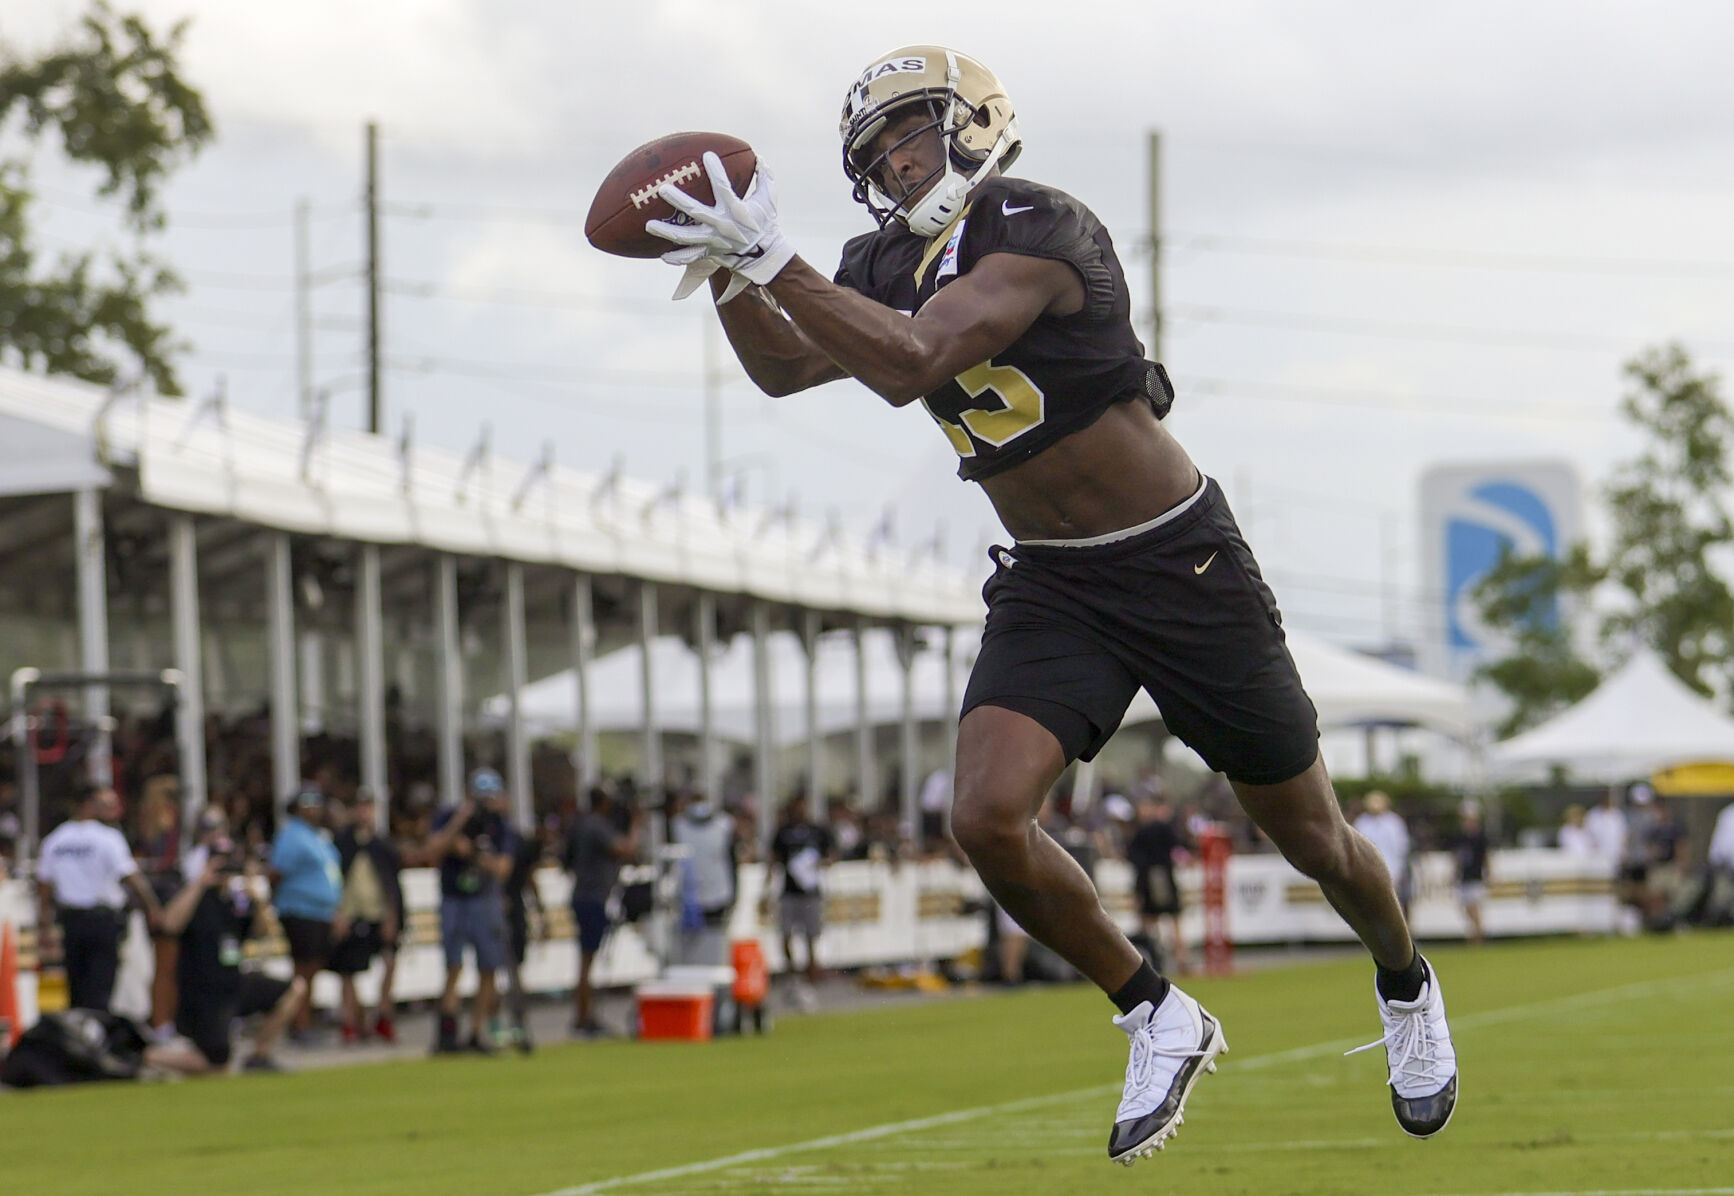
left=1420, top=461, right=1582, bottom=680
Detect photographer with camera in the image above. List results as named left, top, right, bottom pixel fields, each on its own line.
left=151, top=808, right=302, bottom=1075
left=425, top=768, right=516, bottom=1054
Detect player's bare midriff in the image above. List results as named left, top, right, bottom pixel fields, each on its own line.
left=980, top=397, right=1202, bottom=543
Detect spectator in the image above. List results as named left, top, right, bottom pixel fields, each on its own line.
left=498, top=815, right=554, bottom=1055
left=331, top=790, right=405, bottom=1045
left=1615, top=785, right=1660, bottom=927
left=1454, top=802, right=1491, bottom=946
left=771, top=793, right=834, bottom=1010
left=1583, top=791, right=1628, bottom=864
left=152, top=833, right=302, bottom=1075
left=1557, top=804, right=1595, bottom=855
left=1683, top=800, right=1734, bottom=925
left=563, top=784, right=639, bottom=1038
left=830, top=799, right=866, bottom=861
left=426, top=768, right=515, bottom=1054
left=671, top=794, right=738, bottom=967
left=35, top=783, right=162, bottom=1013
left=993, top=900, right=1030, bottom=986
left=268, top=787, right=344, bottom=1039
left=1644, top=799, right=1685, bottom=920
left=1126, top=793, right=1192, bottom=974
left=917, top=767, right=952, bottom=853
left=1353, top=790, right=1412, bottom=917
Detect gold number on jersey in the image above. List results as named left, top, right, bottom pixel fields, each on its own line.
left=923, top=359, right=1048, bottom=456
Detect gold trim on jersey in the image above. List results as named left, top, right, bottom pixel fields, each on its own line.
left=913, top=203, right=972, bottom=286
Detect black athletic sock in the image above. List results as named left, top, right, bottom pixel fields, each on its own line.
left=1375, top=952, right=1428, bottom=1004
left=1108, top=959, right=1172, bottom=1016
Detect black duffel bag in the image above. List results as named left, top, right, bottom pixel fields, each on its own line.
left=1, top=1009, right=149, bottom=1089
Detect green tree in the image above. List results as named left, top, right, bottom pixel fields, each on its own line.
left=1470, top=545, right=1601, bottom=737
left=0, top=2, right=212, bottom=395
left=1472, top=344, right=1734, bottom=733
left=1599, top=345, right=1734, bottom=696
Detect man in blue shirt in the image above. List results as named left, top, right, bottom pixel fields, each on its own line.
left=269, top=787, right=344, bottom=1038
left=426, top=768, right=517, bottom=1054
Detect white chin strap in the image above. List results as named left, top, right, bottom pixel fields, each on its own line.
left=902, top=125, right=1016, bottom=238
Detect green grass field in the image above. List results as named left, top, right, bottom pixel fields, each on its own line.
left=7, top=934, right=1734, bottom=1195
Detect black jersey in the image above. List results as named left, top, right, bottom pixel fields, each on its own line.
left=834, top=176, right=1171, bottom=481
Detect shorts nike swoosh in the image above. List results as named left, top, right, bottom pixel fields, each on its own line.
left=1194, top=552, right=1218, bottom=575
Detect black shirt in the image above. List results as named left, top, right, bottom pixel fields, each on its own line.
left=836, top=176, right=1169, bottom=482
left=177, top=881, right=259, bottom=999
left=334, top=826, right=404, bottom=918
left=1455, top=828, right=1490, bottom=884
left=1127, top=818, right=1187, bottom=876
left=771, top=822, right=834, bottom=896
left=505, top=836, right=542, bottom=916
left=432, top=806, right=517, bottom=899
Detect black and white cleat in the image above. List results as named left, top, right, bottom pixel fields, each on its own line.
left=1107, top=985, right=1228, bottom=1166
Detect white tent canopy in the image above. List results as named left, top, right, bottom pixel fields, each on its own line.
left=1491, top=650, right=1734, bottom=782
left=0, top=364, right=982, bottom=624
left=1123, top=630, right=1478, bottom=739
left=496, top=624, right=1477, bottom=744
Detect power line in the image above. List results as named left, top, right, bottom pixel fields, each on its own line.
left=27, top=181, right=350, bottom=229
left=1179, top=374, right=1617, bottom=423
left=385, top=352, right=723, bottom=391
left=1168, top=303, right=1734, bottom=356
left=380, top=200, right=582, bottom=226
left=383, top=277, right=688, bottom=317
left=1164, top=231, right=1734, bottom=281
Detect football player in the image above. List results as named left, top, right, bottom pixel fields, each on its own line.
left=646, top=45, right=1458, bottom=1164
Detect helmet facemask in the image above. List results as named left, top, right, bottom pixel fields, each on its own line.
left=840, top=47, right=1021, bottom=239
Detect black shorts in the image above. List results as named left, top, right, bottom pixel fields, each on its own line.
left=176, top=973, right=293, bottom=1068
left=1138, top=867, right=1183, bottom=917
left=327, top=922, right=383, bottom=976
left=963, top=477, right=1319, bottom=786
left=279, top=915, right=334, bottom=967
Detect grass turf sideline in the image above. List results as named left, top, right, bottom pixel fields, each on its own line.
left=4, top=934, right=1732, bottom=1195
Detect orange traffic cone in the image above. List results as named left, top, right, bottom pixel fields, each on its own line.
left=0, top=921, right=21, bottom=1049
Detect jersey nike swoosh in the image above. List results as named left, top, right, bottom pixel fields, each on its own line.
left=1194, top=551, right=1218, bottom=575
left=1001, top=202, right=1035, bottom=215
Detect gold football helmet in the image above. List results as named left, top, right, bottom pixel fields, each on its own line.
left=839, top=46, right=1022, bottom=238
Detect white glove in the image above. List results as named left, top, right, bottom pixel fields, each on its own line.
left=661, top=243, right=752, bottom=304
left=645, top=152, right=796, bottom=288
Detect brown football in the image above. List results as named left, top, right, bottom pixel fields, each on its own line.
left=585, top=132, right=758, bottom=259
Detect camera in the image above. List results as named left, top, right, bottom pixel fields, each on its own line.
left=209, top=837, right=245, bottom=876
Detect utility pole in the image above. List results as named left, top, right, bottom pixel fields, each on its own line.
left=1147, top=129, right=1163, bottom=362
left=704, top=317, right=722, bottom=500
left=365, top=120, right=382, bottom=436
left=294, top=198, right=313, bottom=422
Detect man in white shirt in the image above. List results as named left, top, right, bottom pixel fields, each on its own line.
left=1556, top=805, right=1595, bottom=855
left=35, top=783, right=162, bottom=1012
left=1353, top=791, right=1412, bottom=916
left=1709, top=802, right=1734, bottom=874
left=1583, top=793, right=1629, bottom=865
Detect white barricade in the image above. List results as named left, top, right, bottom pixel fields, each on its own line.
left=0, top=848, right=1619, bottom=1030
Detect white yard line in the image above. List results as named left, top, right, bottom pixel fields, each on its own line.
left=530, top=964, right=1734, bottom=1196
left=1433, top=1190, right=1734, bottom=1196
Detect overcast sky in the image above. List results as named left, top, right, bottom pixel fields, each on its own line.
left=10, top=1, right=1734, bottom=651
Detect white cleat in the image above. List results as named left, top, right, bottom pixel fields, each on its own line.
left=1107, top=984, right=1227, bottom=1165
left=1346, top=955, right=1459, bottom=1138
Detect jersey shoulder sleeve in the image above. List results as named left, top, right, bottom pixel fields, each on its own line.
left=963, top=177, right=1119, bottom=319
left=835, top=229, right=887, bottom=295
